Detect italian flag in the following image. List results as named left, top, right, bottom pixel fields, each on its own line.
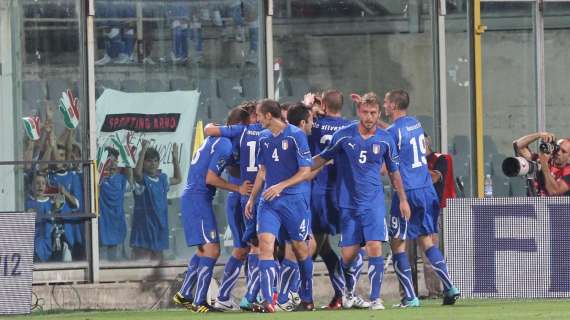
left=58, top=89, right=80, bottom=129
left=22, top=116, right=41, bottom=140
left=96, top=146, right=112, bottom=181
left=111, top=133, right=136, bottom=168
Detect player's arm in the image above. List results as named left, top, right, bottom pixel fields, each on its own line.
left=204, top=123, right=244, bottom=138
left=206, top=139, right=252, bottom=194
left=169, top=143, right=182, bottom=185
left=311, top=155, right=329, bottom=172
left=245, top=165, right=266, bottom=218
left=538, top=154, right=570, bottom=196
left=306, top=160, right=330, bottom=181
left=388, top=171, right=411, bottom=220
left=204, top=123, right=222, bottom=136
left=312, top=132, right=343, bottom=171
left=514, top=132, right=555, bottom=160
left=263, top=166, right=310, bottom=201
left=205, top=170, right=251, bottom=194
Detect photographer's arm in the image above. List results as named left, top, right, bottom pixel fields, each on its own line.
left=514, top=132, right=555, bottom=160
left=538, top=154, right=570, bottom=196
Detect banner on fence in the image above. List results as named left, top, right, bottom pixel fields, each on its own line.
left=444, top=197, right=570, bottom=298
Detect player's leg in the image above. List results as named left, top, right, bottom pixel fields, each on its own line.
left=173, top=251, right=201, bottom=308
left=216, top=193, right=248, bottom=310
left=240, top=196, right=261, bottom=309
left=416, top=187, right=459, bottom=305
left=255, top=200, right=280, bottom=312
left=318, top=234, right=345, bottom=309
left=193, top=243, right=221, bottom=312
left=276, top=242, right=298, bottom=311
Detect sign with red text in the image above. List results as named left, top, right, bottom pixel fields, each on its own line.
left=96, top=89, right=200, bottom=198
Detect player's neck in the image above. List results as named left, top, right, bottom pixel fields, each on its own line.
left=268, top=119, right=287, bottom=135
left=391, top=110, right=407, bottom=122
left=358, top=122, right=377, bottom=138
left=326, top=111, right=342, bottom=118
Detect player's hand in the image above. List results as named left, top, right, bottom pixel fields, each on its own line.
left=239, top=180, right=253, bottom=196
left=538, top=152, right=550, bottom=169
left=263, top=183, right=285, bottom=201
left=244, top=199, right=254, bottom=219
left=303, top=93, right=316, bottom=106
left=400, top=200, right=411, bottom=221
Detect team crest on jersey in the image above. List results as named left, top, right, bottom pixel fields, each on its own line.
left=282, top=140, right=289, bottom=150
left=210, top=230, right=217, bottom=240
left=373, top=144, right=380, bottom=154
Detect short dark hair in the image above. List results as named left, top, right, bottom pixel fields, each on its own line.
left=259, top=99, right=281, bottom=119
left=227, top=105, right=250, bottom=125
left=386, top=89, right=410, bottom=110
left=105, top=146, right=119, bottom=159
left=242, top=100, right=257, bottom=115
left=287, top=103, right=311, bottom=127
left=322, top=89, right=343, bottom=113
left=144, top=147, right=160, bottom=161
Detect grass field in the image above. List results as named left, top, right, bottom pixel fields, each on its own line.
left=9, top=299, right=570, bottom=320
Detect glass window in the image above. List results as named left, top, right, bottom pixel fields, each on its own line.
left=1, top=0, right=89, bottom=264
left=93, top=0, right=265, bottom=264
left=481, top=2, right=536, bottom=197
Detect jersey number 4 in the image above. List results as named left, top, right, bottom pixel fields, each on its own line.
left=272, top=148, right=280, bottom=162
left=410, top=134, right=427, bottom=168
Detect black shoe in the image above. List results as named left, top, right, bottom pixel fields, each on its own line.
left=252, top=301, right=275, bottom=313
left=193, top=302, right=222, bottom=313
left=172, top=292, right=193, bottom=310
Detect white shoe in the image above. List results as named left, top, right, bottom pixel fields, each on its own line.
left=114, top=54, right=133, bottom=64
left=275, top=299, right=295, bottom=312
left=288, top=291, right=301, bottom=306
left=343, top=293, right=370, bottom=309
left=95, top=54, right=112, bottom=66
left=369, top=299, right=385, bottom=310
left=142, top=57, right=156, bottom=65
left=214, top=298, right=240, bottom=311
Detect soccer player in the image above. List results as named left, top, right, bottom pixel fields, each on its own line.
left=312, top=92, right=410, bottom=310
left=173, top=111, right=252, bottom=313
left=307, top=90, right=369, bottom=309
left=203, top=101, right=266, bottom=311
left=244, top=99, right=314, bottom=313
left=383, top=89, right=460, bottom=307
left=273, top=102, right=314, bottom=312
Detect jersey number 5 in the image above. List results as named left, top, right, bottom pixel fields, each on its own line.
left=410, top=134, right=427, bottom=168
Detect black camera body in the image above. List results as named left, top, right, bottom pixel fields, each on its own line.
left=539, top=140, right=560, bottom=154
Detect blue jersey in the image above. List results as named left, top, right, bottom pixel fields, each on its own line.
left=182, top=137, right=233, bottom=199
left=49, top=170, right=83, bottom=246
left=25, top=196, right=54, bottom=262
left=386, top=116, right=432, bottom=191
left=258, top=124, right=312, bottom=195
left=219, top=123, right=264, bottom=184
left=309, top=116, right=353, bottom=194
left=99, top=172, right=128, bottom=246
left=320, top=123, right=399, bottom=209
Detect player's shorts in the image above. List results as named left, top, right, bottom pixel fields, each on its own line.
left=389, top=186, right=440, bottom=240
left=311, top=190, right=340, bottom=235
left=257, top=193, right=311, bottom=242
left=240, top=195, right=259, bottom=245
left=338, top=192, right=387, bottom=247
left=226, top=191, right=246, bottom=248
left=181, top=193, right=219, bottom=247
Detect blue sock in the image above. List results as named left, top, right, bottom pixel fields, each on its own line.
left=368, top=256, right=385, bottom=300
left=393, top=252, right=417, bottom=300
left=273, top=260, right=281, bottom=295
left=179, top=254, right=200, bottom=299
left=259, top=259, right=277, bottom=303
left=425, top=246, right=454, bottom=290
left=289, top=263, right=300, bottom=293
left=343, top=250, right=364, bottom=295
left=217, top=256, right=243, bottom=301
left=277, top=259, right=297, bottom=304
left=321, top=249, right=344, bottom=297
left=245, top=254, right=260, bottom=303
left=298, top=257, right=313, bottom=302
left=194, top=256, right=216, bottom=305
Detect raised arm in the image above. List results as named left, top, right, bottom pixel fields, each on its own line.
left=204, top=123, right=222, bottom=137
left=514, top=132, right=555, bottom=160
left=134, top=140, right=149, bottom=182
left=169, top=143, right=182, bottom=185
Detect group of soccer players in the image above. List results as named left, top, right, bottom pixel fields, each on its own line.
left=172, top=88, right=461, bottom=313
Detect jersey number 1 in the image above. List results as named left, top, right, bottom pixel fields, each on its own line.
left=246, top=141, right=258, bottom=172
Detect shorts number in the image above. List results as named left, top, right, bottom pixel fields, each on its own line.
left=391, top=216, right=399, bottom=230
left=272, top=148, right=280, bottom=162
left=358, top=150, right=367, bottom=164
left=320, top=134, right=332, bottom=146
left=246, top=141, right=258, bottom=172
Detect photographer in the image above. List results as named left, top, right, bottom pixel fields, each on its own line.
left=513, top=132, right=570, bottom=196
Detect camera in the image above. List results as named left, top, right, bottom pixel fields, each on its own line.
left=539, top=140, right=560, bottom=154
left=502, top=156, right=540, bottom=177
